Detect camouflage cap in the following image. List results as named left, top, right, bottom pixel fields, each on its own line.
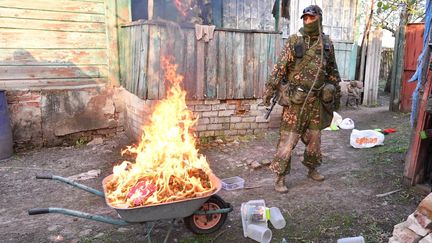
left=300, top=5, right=323, bottom=19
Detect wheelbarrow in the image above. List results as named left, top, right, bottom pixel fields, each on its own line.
left=28, top=173, right=233, bottom=242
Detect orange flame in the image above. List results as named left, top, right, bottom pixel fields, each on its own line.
left=106, top=56, right=214, bottom=208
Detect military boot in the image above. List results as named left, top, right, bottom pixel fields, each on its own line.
left=275, top=175, right=289, bottom=193
left=308, top=169, right=325, bottom=181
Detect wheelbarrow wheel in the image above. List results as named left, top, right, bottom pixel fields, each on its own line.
left=184, top=195, right=228, bottom=234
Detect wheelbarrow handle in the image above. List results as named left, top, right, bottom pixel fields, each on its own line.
left=36, top=174, right=53, bottom=179
left=28, top=208, right=50, bottom=215
left=34, top=174, right=104, bottom=197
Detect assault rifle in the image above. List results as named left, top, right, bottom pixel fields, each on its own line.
left=264, top=91, right=280, bottom=120
left=264, top=76, right=288, bottom=120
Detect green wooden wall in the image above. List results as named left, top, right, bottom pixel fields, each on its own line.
left=0, top=0, right=116, bottom=89
left=120, top=22, right=282, bottom=100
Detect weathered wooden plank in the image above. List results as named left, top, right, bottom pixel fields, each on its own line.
left=127, top=25, right=136, bottom=93
left=173, top=29, right=186, bottom=85
left=225, top=32, right=234, bottom=99
left=252, top=33, right=260, bottom=98
left=0, top=65, right=108, bottom=80
left=250, top=1, right=259, bottom=30
left=184, top=30, right=196, bottom=100
left=0, top=7, right=105, bottom=22
left=0, top=0, right=105, bottom=14
left=105, top=0, right=120, bottom=86
left=258, top=34, right=269, bottom=97
left=69, top=0, right=105, bottom=3
left=158, top=27, right=170, bottom=99
left=117, top=0, right=132, bottom=87
left=205, top=32, right=218, bottom=99
left=267, top=34, right=276, bottom=78
left=132, top=25, right=143, bottom=94
left=147, top=25, right=160, bottom=99
left=137, top=25, right=149, bottom=99
left=243, top=0, right=252, bottom=30
left=234, top=32, right=245, bottom=99
left=0, top=17, right=105, bottom=33
left=216, top=31, right=227, bottom=99
left=121, top=27, right=132, bottom=88
left=0, top=49, right=107, bottom=65
left=196, top=41, right=205, bottom=100
left=223, top=0, right=237, bottom=29
left=0, top=78, right=106, bottom=89
left=0, top=29, right=106, bottom=49
left=236, top=0, right=246, bottom=29
left=244, top=33, right=254, bottom=98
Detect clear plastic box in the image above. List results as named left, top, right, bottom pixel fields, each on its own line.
left=221, top=176, right=245, bottom=190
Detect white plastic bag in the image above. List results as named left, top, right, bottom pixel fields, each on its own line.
left=350, top=129, right=384, bottom=148
left=324, top=112, right=343, bottom=130
left=339, top=118, right=355, bottom=129
left=331, top=112, right=343, bottom=127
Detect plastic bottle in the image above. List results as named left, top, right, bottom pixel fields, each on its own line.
left=269, top=207, right=286, bottom=229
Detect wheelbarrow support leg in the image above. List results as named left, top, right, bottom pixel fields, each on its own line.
left=28, top=208, right=129, bottom=226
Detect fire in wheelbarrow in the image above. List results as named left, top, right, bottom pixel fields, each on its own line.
left=28, top=56, right=233, bottom=241
left=105, top=57, right=216, bottom=209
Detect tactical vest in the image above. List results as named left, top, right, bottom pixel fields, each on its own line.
left=287, top=33, right=331, bottom=90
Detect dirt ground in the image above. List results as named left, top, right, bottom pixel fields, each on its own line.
left=0, top=94, right=427, bottom=243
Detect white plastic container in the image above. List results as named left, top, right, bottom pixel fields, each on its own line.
left=241, top=199, right=270, bottom=242
left=246, top=224, right=272, bottom=243
left=269, top=207, right=286, bottom=229
left=221, top=176, right=245, bottom=190
left=337, top=236, right=365, bottom=243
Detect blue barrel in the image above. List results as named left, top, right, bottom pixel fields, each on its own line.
left=0, top=90, right=13, bottom=160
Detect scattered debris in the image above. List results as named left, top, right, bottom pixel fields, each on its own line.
left=261, top=159, right=271, bottom=166
left=67, top=169, right=101, bottom=181
left=87, top=137, right=104, bottom=146
left=246, top=159, right=254, bottom=165
left=376, top=189, right=402, bottom=198
left=250, top=161, right=262, bottom=169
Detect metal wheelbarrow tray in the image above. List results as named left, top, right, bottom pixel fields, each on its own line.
left=28, top=172, right=232, bottom=241
left=102, top=173, right=222, bottom=222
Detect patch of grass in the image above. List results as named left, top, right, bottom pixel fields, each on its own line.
left=363, top=221, right=389, bottom=242
left=180, top=235, right=211, bottom=243
left=286, top=211, right=358, bottom=241
left=75, top=138, right=87, bottom=148
left=375, top=144, right=408, bottom=155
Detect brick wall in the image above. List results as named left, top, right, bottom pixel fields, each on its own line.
left=5, top=86, right=283, bottom=151
left=5, top=85, right=124, bottom=150
left=120, top=88, right=282, bottom=141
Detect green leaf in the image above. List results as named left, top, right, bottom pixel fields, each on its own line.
left=377, top=1, right=383, bottom=8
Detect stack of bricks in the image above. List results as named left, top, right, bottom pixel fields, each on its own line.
left=389, top=193, right=432, bottom=242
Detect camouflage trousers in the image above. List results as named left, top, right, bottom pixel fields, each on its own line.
left=269, top=96, right=322, bottom=176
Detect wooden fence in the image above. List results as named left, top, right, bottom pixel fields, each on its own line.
left=334, top=41, right=355, bottom=80
left=119, top=21, right=282, bottom=100
left=380, top=48, right=394, bottom=81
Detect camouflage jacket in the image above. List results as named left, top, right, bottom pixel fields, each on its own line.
left=263, top=31, right=341, bottom=108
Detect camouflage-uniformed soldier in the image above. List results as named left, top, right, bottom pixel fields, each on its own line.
left=262, top=5, right=341, bottom=193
